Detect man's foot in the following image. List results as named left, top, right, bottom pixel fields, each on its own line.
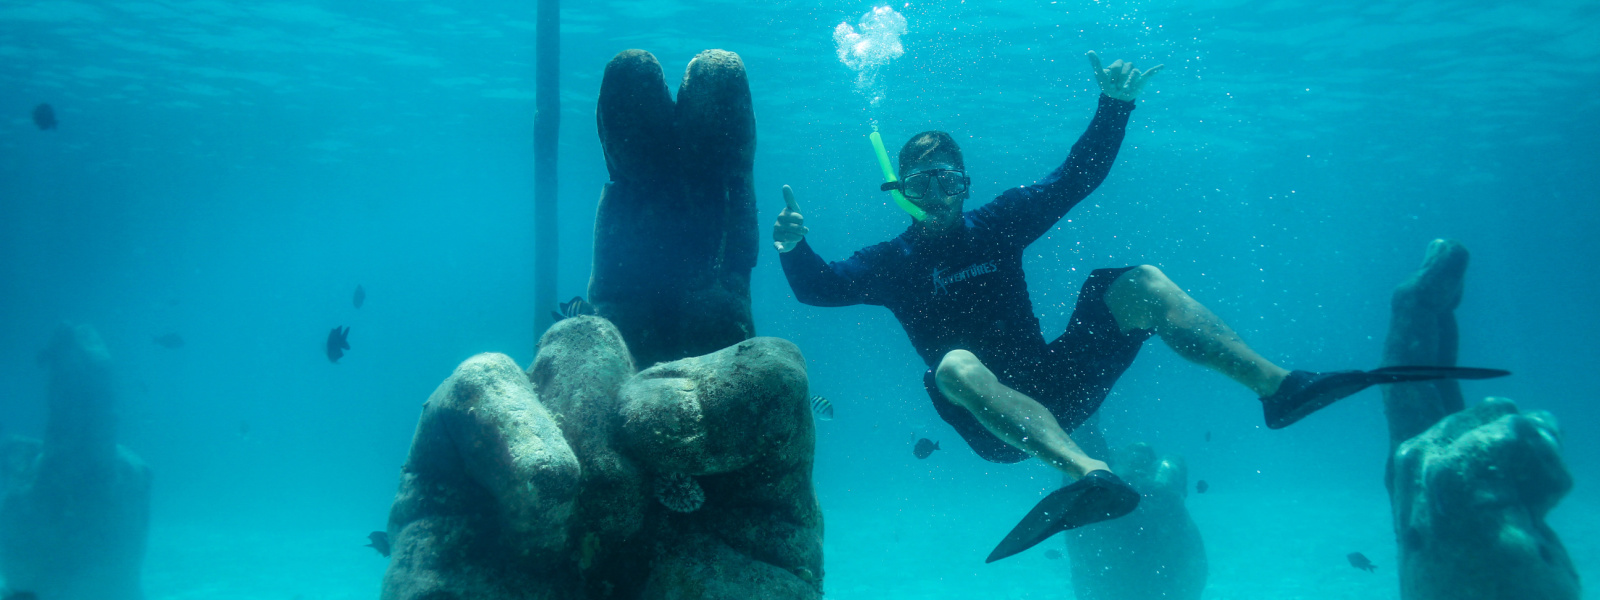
left=1262, top=366, right=1512, bottom=429
left=1261, top=370, right=1366, bottom=429
left=985, top=470, right=1139, bottom=563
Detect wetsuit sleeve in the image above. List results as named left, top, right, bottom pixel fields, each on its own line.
left=974, top=94, right=1136, bottom=246
left=778, top=239, right=882, bottom=307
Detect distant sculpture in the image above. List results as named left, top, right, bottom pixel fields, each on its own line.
left=590, top=49, right=759, bottom=368
left=0, top=323, right=151, bottom=600
left=1381, top=240, right=1578, bottom=600
left=1064, top=442, right=1206, bottom=600
left=381, top=49, right=821, bottom=599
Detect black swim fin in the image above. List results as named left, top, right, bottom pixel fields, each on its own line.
left=1364, top=365, right=1510, bottom=381
left=985, top=470, right=1139, bottom=564
left=1263, top=366, right=1510, bottom=429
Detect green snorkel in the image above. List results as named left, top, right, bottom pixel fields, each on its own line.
left=870, top=129, right=927, bottom=221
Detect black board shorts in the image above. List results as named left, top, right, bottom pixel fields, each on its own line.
left=923, top=266, right=1153, bottom=464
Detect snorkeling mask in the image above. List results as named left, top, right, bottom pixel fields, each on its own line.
left=881, top=168, right=970, bottom=201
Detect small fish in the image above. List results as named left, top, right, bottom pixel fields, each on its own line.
left=913, top=438, right=940, bottom=459
left=365, top=531, right=390, bottom=557
left=238, top=420, right=251, bottom=440
left=1043, top=549, right=1063, bottom=560
left=32, top=103, right=56, bottom=130
left=5, top=591, right=39, bottom=600
left=1204, top=430, right=1211, bottom=443
left=152, top=333, right=185, bottom=349
left=1347, top=552, right=1377, bottom=572
left=353, top=284, right=366, bottom=309
left=326, top=326, right=351, bottom=363
left=809, top=395, right=834, bottom=421
left=551, top=296, right=595, bottom=322
left=1196, top=480, right=1209, bottom=494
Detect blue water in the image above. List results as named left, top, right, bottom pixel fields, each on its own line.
left=2, top=0, right=1597, bottom=598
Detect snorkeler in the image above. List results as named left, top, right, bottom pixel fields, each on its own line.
left=773, top=51, right=1507, bottom=562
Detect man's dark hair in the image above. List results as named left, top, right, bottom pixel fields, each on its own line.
left=898, top=130, right=964, bottom=176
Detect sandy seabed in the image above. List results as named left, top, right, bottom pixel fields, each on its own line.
left=137, top=487, right=1598, bottom=600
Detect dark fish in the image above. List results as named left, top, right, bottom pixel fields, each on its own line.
left=551, top=296, right=595, bottom=322
left=238, top=420, right=251, bottom=440
left=1196, top=480, right=1209, bottom=494
left=366, top=531, right=390, bottom=557
left=1204, top=430, right=1211, bottom=442
left=32, top=103, right=56, bottom=130
left=913, top=438, right=940, bottom=459
left=1043, top=549, right=1063, bottom=560
left=5, top=592, right=39, bottom=600
left=326, top=326, right=350, bottom=363
left=809, top=395, right=834, bottom=421
left=353, top=284, right=366, bottom=309
left=152, top=333, right=185, bottom=349
left=1347, top=552, right=1376, bottom=572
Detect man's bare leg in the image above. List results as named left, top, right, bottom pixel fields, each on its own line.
left=935, top=350, right=1107, bottom=478
left=1104, top=265, right=1291, bottom=397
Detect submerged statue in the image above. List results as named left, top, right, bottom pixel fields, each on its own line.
left=0, top=323, right=152, bottom=600
left=1064, top=442, right=1206, bottom=600
left=590, top=48, right=758, bottom=368
left=1381, top=239, right=1579, bottom=600
left=379, top=49, right=822, bottom=600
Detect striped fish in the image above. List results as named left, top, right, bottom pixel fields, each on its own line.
left=809, top=395, right=834, bottom=421
left=551, top=296, right=595, bottom=322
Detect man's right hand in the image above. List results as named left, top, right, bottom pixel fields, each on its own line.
left=773, top=185, right=809, bottom=253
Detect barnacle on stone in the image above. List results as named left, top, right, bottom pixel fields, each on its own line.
left=654, top=471, right=705, bottom=513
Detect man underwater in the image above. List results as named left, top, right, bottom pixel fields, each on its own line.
left=773, top=51, right=1505, bottom=562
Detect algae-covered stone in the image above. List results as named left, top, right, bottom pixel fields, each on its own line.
left=619, top=338, right=809, bottom=475
left=381, top=336, right=821, bottom=600
left=382, top=352, right=582, bottom=600
left=1391, top=397, right=1578, bottom=600
left=530, top=316, right=651, bottom=599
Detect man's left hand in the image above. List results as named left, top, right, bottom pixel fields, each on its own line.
left=1087, top=51, right=1163, bottom=101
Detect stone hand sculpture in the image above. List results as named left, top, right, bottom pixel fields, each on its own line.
left=0, top=323, right=151, bottom=600
left=381, top=317, right=820, bottom=600
left=1381, top=239, right=1579, bottom=600
left=381, top=351, right=584, bottom=600
left=1065, top=442, right=1206, bottom=600
left=1382, top=238, right=1470, bottom=445
left=1391, top=398, right=1577, bottom=600
left=591, top=49, right=759, bottom=368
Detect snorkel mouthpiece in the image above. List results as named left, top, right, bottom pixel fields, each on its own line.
left=871, top=130, right=928, bottom=221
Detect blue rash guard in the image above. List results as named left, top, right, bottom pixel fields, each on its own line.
left=780, top=94, right=1137, bottom=380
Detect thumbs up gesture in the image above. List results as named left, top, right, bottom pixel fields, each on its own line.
left=773, top=185, right=809, bottom=253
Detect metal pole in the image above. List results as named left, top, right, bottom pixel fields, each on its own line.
left=534, top=0, right=559, bottom=335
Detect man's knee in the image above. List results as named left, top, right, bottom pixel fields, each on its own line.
left=1116, top=264, right=1175, bottom=297
left=1107, top=265, right=1185, bottom=329
left=935, top=350, right=991, bottom=406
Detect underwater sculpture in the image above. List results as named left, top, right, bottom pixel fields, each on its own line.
left=1381, top=239, right=1579, bottom=600
left=0, top=323, right=152, bottom=600
left=1064, top=442, right=1206, bottom=600
left=380, top=320, right=819, bottom=600
left=590, top=49, right=759, bottom=368
left=381, top=49, right=821, bottom=600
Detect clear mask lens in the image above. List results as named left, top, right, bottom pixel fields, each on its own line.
left=902, top=169, right=968, bottom=200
